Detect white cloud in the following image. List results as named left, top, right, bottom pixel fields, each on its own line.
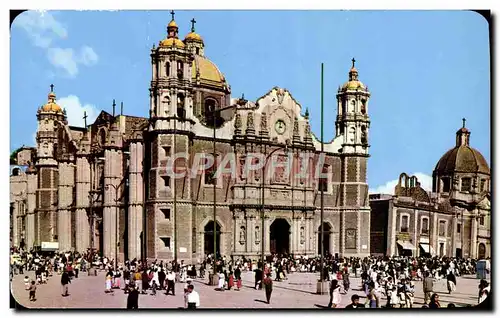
left=47, top=46, right=99, bottom=77
left=57, top=95, right=98, bottom=127
left=369, top=172, right=433, bottom=195
left=14, top=11, right=98, bottom=77
left=79, top=46, right=99, bottom=65
left=14, top=11, right=67, bottom=48
left=47, top=47, right=78, bottom=77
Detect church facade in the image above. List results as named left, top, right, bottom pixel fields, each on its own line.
left=10, top=13, right=372, bottom=263
left=370, top=122, right=491, bottom=259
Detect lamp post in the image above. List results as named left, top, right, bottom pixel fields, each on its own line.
left=105, top=183, right=120, bottom=272
left=260, top=143, right=289, bottom=275
left=210, top=103, right=238, bottom=284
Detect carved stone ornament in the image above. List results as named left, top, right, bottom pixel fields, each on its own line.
left=255, top=226, right=261, bottom=244
left=246, top=112, right=255, bottom=134
left=293, top=117, right=299, bottom=135
left=453, top=175, right=459, bottom=190
left=260, top=112, right=268, bottom=132
left=277, top=88, right=285, bottom=105
left=300, top=226, right=305, bottom=244
left=234, top=113, right=242, bottom=130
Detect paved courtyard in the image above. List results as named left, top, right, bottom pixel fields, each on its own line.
left=11, top=270, right=484, bottom=309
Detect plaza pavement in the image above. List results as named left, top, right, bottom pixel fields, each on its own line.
left=11, top=269, right=483, bottom=309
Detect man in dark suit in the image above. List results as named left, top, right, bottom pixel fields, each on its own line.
left=126, top=284, right=139, bottom=309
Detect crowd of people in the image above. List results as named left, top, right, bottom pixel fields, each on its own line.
left=10, top=247, right=491, bottom=309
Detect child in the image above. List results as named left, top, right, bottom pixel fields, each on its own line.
left=29, top=281, right=36, bottom=301
left=41, top=271, right=47, bottom=284
left=24, top=276, right=30, bottom=290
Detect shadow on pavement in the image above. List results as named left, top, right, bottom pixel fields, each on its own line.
left=314, top=304, right=329, bottom=309
left=254, top=299, right=268, bottom=304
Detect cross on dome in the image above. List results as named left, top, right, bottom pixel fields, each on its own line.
left=462, top=117, right=466, bottom=128
left=191, top=18, right=196, bottom=32
left=170, top=10, right=175, bottom=20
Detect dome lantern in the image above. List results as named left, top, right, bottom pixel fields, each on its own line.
left=40, top=84, right=63, bottom=114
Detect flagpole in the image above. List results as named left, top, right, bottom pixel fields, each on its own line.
left=320, top=63, right=325, bottom=282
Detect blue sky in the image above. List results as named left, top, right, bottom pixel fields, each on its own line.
left=10, top=10, right=490, bottom=192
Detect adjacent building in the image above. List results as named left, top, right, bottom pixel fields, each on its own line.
left=370, top=122, right=491, bottom=259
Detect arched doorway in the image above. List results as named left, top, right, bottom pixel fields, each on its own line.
left=478, top=243, right=486, bottom=259
left=270, top=218, right=290, bottom=255
left=204, top=221, right=221, bottom=257
left=317, top=223, right=331, bottom=256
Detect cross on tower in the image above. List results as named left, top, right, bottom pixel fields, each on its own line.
left=170, top=10, right=175, bottom=20
left=83, top=111, right=88, bottom=127
left=191, top=18, right=196, bottom=32
left=352, top=58, right=356, bottom=68
left=112, top=99, right=116, bottom=117
left=50, top=84, right=54, bottom=92
left=462, top=117, right=466, bottom=128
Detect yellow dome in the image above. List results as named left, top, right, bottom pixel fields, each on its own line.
left=41, top=90, right=63, bottom=113
left=41, top=101, right=63, bottom=113
left=185, top=31, right=203, bottom=42
left=159, top=37, right=185, bottom=48
left=167, top=20, right=178, bottom=28
left=341, top=80, right=366, bottom=91
left=192, top=55, right=226, bottom=86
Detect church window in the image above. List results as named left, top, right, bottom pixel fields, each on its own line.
left=439, top=220, right=446, bottom=236
left=177, top=93, right=185, bottom=118
left=349, top=127, right=356, bottom=143
left=196, top=47, right=200, bottom=55
left=160, top=237, right=171, bottom=249
left=204, top=156, right=217, bottom=185
left=361, top=99, right=366, bottom=114
left=421, top=217, right=429, bottom=234
left=349, top=100, right=355, bottom=113
left=204, top=98, right=217, bottom=125
left=457, top=223, right=461, bottom=233
left=400, top=215, right=409, bottom=233
left=161, top=208, right=171, bottom=220
left=12, top=168, right=20, bottom=176
left=442, top=177, right=450, bottom=192
left=166, top=62, right=170, bottom=77
left=162, top=176, right=171, bottom=187
left=461, top=177, right=471, bottom=192
left=318, top=164, right=329, bottom=192
left=439, top=242, right=444, bottom=257
left=177, top=61, right=184, bottom=79
left=163, top=146, right=171, bottom=157
left=480, top=216, right=485, bottom=226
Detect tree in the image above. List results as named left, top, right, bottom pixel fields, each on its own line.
left=10, top=147, right=23, bottom=165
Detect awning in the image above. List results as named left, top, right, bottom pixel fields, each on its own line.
left=397, top=241, right=416, bottom=250
left=419, top=243, right=435, bottom=254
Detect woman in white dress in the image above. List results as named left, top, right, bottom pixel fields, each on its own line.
left=218, top=271, right=225, bottom=291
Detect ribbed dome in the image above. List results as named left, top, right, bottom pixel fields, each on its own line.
left=159, top=37, right=185, bottom=48
left=40, top=88, right=63, bottom=114
left=192, top=55, right=226, bottom=87
left=435, top=145, right=490, bottom=175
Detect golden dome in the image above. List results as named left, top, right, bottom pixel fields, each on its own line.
left=185, top=31, right=203, bottom=42
left=167, top=20, right=178, bottom=28
left=41, top=89, right=63, bottom=113
left=341, top=80, right=366, bottom=91
left=159, top=37, right=185, bottom=48
left=192, top=55, right=226, bottom=86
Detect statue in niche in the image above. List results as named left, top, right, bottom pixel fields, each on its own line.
left=300, top=226, right=305, bottom=244
left=246, top=112, right=254, bottom=132
left=255, top=226, right=260, bottom=243
left=239, top=226, right=246, bottom=244
left=234, top=113, right=242, bottom=130
left=260, top=112, right=268, bottom=131
left=293, top=117, right=299, bottom=135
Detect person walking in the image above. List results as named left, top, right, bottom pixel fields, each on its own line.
left=29, top=280, right=36, bottom=302
left=446, top=271, right=457, bottom=294
left=186, top=284, right=200, bottom=309
left=423, top=271, right=434, bottom=304
left=166, top=270, right=176, bottom=296
left=126, top=283, right=139, bottom=309
left=327, top=279, right=342, bottom=308
left=263, top=273, right=273, bottom=304
left=61, top=269, right=71, bottom=297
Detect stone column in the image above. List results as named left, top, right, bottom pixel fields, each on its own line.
left=12, top=201, right=20, bottom=247
left=451, top=215, right=457, bottom=257
left=58, top=162, right=75, bottom=251
left=413, top=209, right=419, bottom=256
left=432, top=211, right=438, bottom=255
left=26, top=172, right=37, bottom=249
left=470, top=214, right=478, bottom=259
left=265, top=216, right=271, bottom=254
left=75, top=156, right=91, bottom=253
left=103, top=148, right=123, bottom=261
left=128, top=141, right=143, bottom=260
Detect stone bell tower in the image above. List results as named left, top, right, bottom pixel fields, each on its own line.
left=336, top=59, right=371, bottom=257
left=35, top=84, right=66, bottom=244
left=147, top=11, right=194, bottom=261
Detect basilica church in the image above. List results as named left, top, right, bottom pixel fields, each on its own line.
left=10, top=13, right=372, bottom=263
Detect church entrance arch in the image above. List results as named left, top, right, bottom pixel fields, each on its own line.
left=317, top=223, right=332, bottom=256
left=204, top=221, right=221, bottom=257
left=478, top=243, right=486, bottom=259
left=270, top=218, right=290, bottom=255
